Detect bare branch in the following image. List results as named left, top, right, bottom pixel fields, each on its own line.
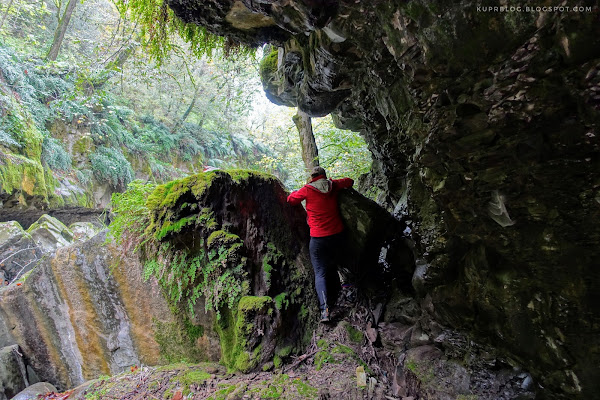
left=9, top=257, right=40, bottom=285
left=0, top=246, right=37, bottom=266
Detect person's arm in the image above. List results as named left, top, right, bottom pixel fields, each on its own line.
left=333, top=178, right=354, bottom=190
left=287, top=186, right=308, bottom=205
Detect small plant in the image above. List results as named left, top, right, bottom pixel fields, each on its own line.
left=108, top=180, right=155, bottom=249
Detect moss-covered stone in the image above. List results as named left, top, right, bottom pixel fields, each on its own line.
left=215, top=296, right=274, bottom=373
left=0, top=153, right=48, bottom=203
left=153, top=319, right=206, bottom=364
left=342, top=322, right=364, bottom=344
left=259, top=47, right=279, bottom=83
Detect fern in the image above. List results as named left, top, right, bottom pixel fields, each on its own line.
left=41, top=136, right=72, bottom=171
left=113, top=0, right=255, bottom=64
left=90, top=146, right=134, bottom=189
left=108, top=179, right=156, bottom=247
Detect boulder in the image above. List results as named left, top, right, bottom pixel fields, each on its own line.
left=68, top=222, right=99, bottom=242
left=0, top=345, right=28, bottom=399
left=0, top=207, right=106, bottom=231
left=0, top=222, right=42, bottom=284
left=0, top=232, right=180, bottom=391
left=10, top=382, right=57, bottom=400
left=26, top=215, right=73, bottom=254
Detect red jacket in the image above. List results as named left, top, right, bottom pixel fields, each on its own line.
left=287, top=175, right=354, bottom=237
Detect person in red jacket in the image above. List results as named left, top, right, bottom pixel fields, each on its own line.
left=287, top=166, right=354, bottom=322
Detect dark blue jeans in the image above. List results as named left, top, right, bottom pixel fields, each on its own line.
left=309, top=232, right=344, bottom=312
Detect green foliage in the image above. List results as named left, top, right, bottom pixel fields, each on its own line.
left=90, top=146, right=134, bottom=189
left=314, top=118, right=372, bottom=181
left=113, top=0, right=253, bottom=64
left=41, top=136, right=72, bottom=171
left=251, top=110, right=371, bottom=190
left=110, top=172, right=260, bottom=321
left=274, top=292, right=289, bottom=311
left=109, top=180, right=156, bottom=246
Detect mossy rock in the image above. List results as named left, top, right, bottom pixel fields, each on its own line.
left=0, top=153, right=48, bottom=204
left=216, top=296, right=275, bottom=373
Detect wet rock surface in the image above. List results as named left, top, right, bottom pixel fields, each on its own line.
left=0, top=230, right=179, bottom=391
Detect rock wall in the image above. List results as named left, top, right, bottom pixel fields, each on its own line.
left=166, top=1, right=600, bottom=398
left=0, top=231, right=184, bottom=391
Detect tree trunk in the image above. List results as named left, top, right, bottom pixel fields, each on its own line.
left=0, top=0, right=15, bottom=31
left=46, top=0, right=78, bottom=61
left=85, top=41, right=138, bottom=94
left=171, top=85, right=203, bottom=134
left=293, top=109, right=319, bottom=172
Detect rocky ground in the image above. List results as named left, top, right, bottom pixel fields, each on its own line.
left=32, top=288, right=536, bottom=400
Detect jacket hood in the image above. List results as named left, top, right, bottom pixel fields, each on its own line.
left=308, top=177, right=332, bottom=193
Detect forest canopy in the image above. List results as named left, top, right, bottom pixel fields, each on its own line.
left=0, top=0, right=371, bottom=200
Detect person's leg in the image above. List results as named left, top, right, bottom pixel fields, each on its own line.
left=325, top=233, right=342, bottom=304
left=309, top=236, right=329, bottom=316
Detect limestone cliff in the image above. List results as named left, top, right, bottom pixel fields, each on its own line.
left=166, top=1, right=600, bottom=398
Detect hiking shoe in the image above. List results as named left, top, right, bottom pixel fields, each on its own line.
left=320, top=308, right=330, bottom=323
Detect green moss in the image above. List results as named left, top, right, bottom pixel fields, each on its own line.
left=207, top=383, right=238, bottom=400
left=146, top=172, right=216, bottom=211
left=259, top=48, right=279, bottom=81
left=314, top=350, right=337, bottom=371
left=276, top=345, right=292, bottom=358
left=262, top=243, right=284, bottom=291
left=404, top=358, right=435, bottom=385
left=343, top=322, right=364, bottom=344
left=293, top=378, right=318, bottom=397
left=273, top=293, right=288, bottom=311
left=73, top=136, right=94, bottom=155
left=299, top=305, right=308, bottom=319
left=207, top=230, right=241, bottom=248
left=0, top=153, right=48, bottom=202
left=152, top=319, right=205, bottom=363
left=214, top=307, right=238, bottom=370
left=215, top=296, right=273, bottom=373
left=273, top=355, right=282, bottom=369
left=181, top=369, right=211, bottom=385
left=331, top=344, right=355, bottom=355
left=227, top=168, right=275, bottom=183
left=184, top=318, right=204, bottom=341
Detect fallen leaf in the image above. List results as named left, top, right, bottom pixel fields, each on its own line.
left=171, top=391, right=183, bottom=400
